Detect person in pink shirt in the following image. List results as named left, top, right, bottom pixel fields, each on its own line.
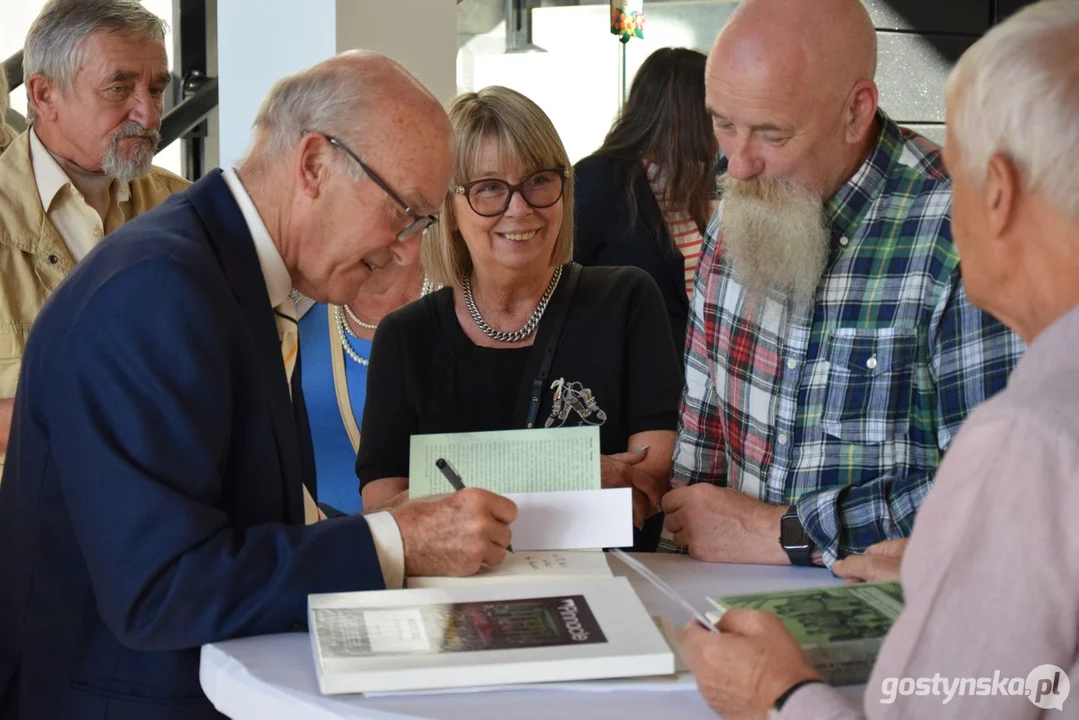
left=681, top=1, right=1079, bottom=718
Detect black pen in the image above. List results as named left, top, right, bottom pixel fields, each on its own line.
left=435, top=458, right=512, bottom=553
left=435, top=457, right=466, bottom=491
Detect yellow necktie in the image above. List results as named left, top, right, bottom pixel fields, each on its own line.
left=274, top=298, right=323, bottom=525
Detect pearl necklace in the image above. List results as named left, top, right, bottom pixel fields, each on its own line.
left=462, top=266, right=562, bottom=343
left=333, top=276, right=435, bottom=366
left=343, top=276, right=434, bottom=331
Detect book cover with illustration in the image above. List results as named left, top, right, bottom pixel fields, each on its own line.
left=708, top=582, right=903, bottom=686
left=308, top=577, right=673, bottom=694
left=311, top=594, right=607, bottom=660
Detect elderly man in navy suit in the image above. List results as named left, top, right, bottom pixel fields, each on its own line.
left=0, top=51, right=517, bottom=720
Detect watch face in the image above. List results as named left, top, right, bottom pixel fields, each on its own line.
left=780, top=515, right=810, bottom=548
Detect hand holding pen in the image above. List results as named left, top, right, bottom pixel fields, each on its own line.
left=436, top=458, right=514, bottom=553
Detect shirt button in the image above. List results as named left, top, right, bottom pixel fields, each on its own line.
left=839, top=236, right=850, bottom=247
left=866, top=355, right=878, bottom=370
left=47, top=255, right=59, bottom=265
left=787, top=359, right=798, bottom=370
left=778, top=433, right=789, bottom=446
left=94, top=229, right=103, bottom=238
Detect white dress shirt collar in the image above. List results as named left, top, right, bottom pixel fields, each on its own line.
left=30, top=128, right=130, bottom=210
left=221, top=167, right=292, bottom=309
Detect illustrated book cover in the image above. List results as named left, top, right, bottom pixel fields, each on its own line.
left=708, top=582, right=904, bottom=686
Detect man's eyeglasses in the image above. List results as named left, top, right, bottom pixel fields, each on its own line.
left=454, top=168, right=569, bottom=218
left=301, top=130, right=438, bottom=241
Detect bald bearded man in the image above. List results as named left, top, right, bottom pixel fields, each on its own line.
left=662, top=0, right=1023, bottom=567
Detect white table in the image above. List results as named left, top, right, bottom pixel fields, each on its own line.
left=200, top=554, right=849, bottom=720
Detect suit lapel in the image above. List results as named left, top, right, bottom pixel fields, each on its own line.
left=185, top=171, right=308, bottom=525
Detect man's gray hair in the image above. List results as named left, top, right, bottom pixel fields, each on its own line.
left=23, top=0, right=166, bottom=124
left=248, top=59, right=378, bottom=181
left=947, top=0, right=1079, bottom=221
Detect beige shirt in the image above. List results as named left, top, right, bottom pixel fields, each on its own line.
left=783, top=304, right=1079, bottom=719
left=220, top=168, right=406, bottom=591
left=0, top=129, right=188, bottom=475
left=30, top=128, right=129, bottom=263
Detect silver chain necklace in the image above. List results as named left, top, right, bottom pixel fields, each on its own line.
left=462, top=266, right=562, bottom=343
left=333, top=276, right=435, bottom=366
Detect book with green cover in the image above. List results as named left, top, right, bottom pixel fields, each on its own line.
left=707, top=582, right=903, bottom=686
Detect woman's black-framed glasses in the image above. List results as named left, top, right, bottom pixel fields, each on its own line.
left=301, top=130, right=438, bottom=241
left=454, top=167, right=570, bottom=218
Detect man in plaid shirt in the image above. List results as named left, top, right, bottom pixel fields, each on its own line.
left=660, top=0, right=1023, bottom=568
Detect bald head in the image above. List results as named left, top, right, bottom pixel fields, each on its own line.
left=249, top=50, right=450, bottom=172
left=705, top=0, right=881, bottom=199
left=710, top=0, right=876, bottom=106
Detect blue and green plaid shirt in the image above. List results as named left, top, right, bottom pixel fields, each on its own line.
left=672, top=112, right=1024, bottom=566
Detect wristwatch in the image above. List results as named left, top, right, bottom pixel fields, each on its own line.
left=779, top=505, right=815, bottom=566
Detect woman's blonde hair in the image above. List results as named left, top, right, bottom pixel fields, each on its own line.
left=422, top=86, right=574, bottom=287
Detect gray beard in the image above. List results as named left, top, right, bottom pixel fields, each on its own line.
left=101, top=121, right=161, bottom=183
left=719, top=174, right=831, bottom=311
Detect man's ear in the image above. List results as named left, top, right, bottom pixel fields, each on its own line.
left=296, top=132, right=332, bottom=199
left=25, top=74, right=60, bottom=123
left=984, top=153, right=1020, bottom=240
left=844, top=80, right=879, bottom=145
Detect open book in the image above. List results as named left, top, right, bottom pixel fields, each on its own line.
left=308, top=577, right=674, bottom=695
left=408, top=426, right=633, bottom=551
left=408, top=550, right=614, bottom=589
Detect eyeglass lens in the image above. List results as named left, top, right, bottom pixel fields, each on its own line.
left=466, top=170, right=564, bottom=216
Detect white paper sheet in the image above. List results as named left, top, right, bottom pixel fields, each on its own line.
left=502, top=488, right=632, bottom=551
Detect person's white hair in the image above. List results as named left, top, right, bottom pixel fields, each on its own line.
left=248, top=56, right=381, bottom=181
left=947, top=0, right=1079, bottom=221
left=23, top=0, right=166, bottom=125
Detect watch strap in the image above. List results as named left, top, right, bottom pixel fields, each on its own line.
left=773, top=678, right=825, bottom=713
left=780, top=506, right=815, bottom=566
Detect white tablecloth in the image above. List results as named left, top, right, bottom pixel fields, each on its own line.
left=200, top=553, right=852, bottom=719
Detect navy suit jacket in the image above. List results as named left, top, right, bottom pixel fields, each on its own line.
left=0, top=170, right=386, bottom=720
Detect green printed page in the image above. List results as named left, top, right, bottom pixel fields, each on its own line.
left=708, top=582, right=904, bottom=646
left=408, top=426, right=602, bottom=497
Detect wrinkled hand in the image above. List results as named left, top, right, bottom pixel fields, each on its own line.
left=392, top=488, right=517, bottom=577
left=682, top=610, right=820, bottom=720
left=662, top=485, right=788, bottom=564
left=601, top=448, right=663, bottom=526
left=832, top=538, right=907, bottom=584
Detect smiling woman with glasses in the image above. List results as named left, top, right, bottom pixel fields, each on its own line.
left=354, top=85, right=685, bottom=552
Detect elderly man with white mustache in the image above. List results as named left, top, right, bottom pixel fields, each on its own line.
left=0, top=0, right=188, bottom=473
left=660, top=0, right=1023, bottom=569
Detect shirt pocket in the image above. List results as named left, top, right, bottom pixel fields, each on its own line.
left=820, top=327, right=918, bottom=444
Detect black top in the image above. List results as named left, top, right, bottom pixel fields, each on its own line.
left=356, top=265, right=683, bottom=549
left=573, top=154, right=691, bottom=357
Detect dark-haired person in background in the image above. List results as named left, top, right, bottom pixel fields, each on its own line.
left=573, top=47, right=718, bottom=354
